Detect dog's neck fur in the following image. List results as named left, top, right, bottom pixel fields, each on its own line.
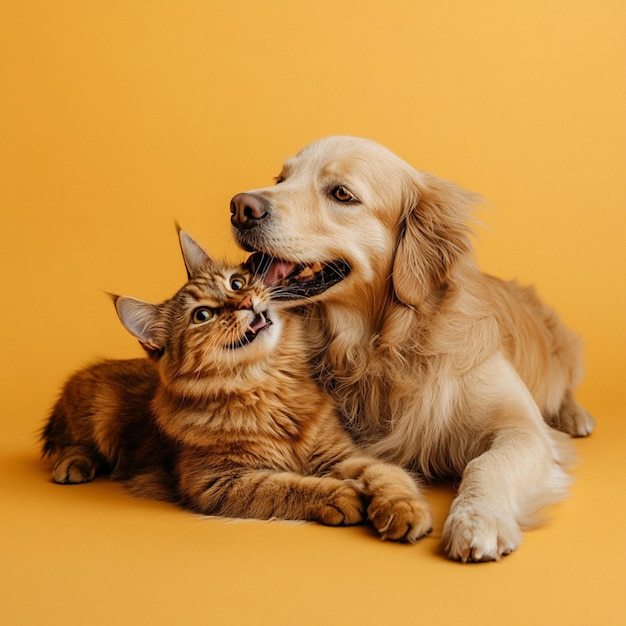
left=307, top=258, right=490, bottom=451
left=311, top=266, right=463, bottom=370
left=315, top=267, right=395, bottom=361
left=306, top=268, right=402, bottom=410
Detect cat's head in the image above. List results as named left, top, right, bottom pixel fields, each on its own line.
left=112, top=231, right=283, bottom=380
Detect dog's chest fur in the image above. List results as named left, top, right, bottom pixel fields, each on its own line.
left=307, top=293, right=500, bottom=478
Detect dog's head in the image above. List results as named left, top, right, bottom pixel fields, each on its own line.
left=231, top=136, right=478, bottom=308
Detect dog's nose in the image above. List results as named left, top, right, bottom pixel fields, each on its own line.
left=230, top=193, right=269, bottom=230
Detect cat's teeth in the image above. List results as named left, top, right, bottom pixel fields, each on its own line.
left=249, top=312, right=270, bottom=333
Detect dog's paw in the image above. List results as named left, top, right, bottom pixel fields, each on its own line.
left=550, top=394, right=595, bottom=438
left=318, top=483, right=366, bottom=526
left=442, top=503, right=522, bottom=562
left=368, top=496, right=433, bottom=542
left=557, top=401, right=595, bottom=438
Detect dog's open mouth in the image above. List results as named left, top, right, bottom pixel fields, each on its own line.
left=226, top=312, right=272, bottom=349
left=246, top=253, right=351, bottom=300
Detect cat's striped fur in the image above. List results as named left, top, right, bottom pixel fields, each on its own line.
left=41, top=232, right=432, bottom=540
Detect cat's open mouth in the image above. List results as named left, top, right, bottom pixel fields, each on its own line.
left=246, top=253, right=351, bottom=300
left=227, top=312, right=272, bottom=349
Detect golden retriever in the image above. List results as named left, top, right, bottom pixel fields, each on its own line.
left=229, top=135, right=594, bottom=562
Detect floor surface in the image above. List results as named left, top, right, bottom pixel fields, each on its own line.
left=2, top=411, right=624, bottom=626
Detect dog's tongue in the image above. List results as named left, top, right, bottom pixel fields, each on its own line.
left=249, top=253, right=296, bottom=287
left=263, top=260, right=296, bottom=286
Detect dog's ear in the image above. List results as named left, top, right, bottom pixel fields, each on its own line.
left=392, top=172, right=478, bottom=307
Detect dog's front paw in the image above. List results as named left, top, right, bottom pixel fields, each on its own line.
left=442, top=503, right=521, bottom=562
left=368, top=496, right=433, bottom=542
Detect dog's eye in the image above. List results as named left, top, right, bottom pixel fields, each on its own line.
left=191, top=307, right=217, bottom=324
left=331, top=185, right=357, bottom=203
left=230, top=275, right=247, bottom=290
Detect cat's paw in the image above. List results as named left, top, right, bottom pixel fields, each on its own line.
left=52, top=454, right=96, bottom=484
left=368, top=496, right=433, bottom=542
left=318, top=483, right=365, bottom=526
left=442, top=502, right=522, bottom=562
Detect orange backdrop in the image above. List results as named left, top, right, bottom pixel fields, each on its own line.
left=1, top=2, right=624, bottom=625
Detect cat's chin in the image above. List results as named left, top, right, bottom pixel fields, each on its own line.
left=245, top=253, right=351, bottom=301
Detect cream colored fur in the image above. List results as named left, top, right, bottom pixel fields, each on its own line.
left=231, top=135, right=594, bottom=561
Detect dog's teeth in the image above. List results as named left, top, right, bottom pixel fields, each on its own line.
left=293, top=262, right=323, bottom=282
left=296, top=266, right=315, bottom=281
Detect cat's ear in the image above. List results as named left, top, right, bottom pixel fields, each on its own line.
left=177, top=225, right=213, bottom=279
left=112, top=295, right=166, bottom=359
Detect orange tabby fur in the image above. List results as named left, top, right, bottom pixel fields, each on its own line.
left=41, top=232, right=432, bottom=541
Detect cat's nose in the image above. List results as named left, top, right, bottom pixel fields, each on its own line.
left=237, top=295, right=253, bottom=310
left=230, top=193, right=270, bottom=230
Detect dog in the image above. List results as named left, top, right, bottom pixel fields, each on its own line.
left=229, top=135, right=594, bottom=561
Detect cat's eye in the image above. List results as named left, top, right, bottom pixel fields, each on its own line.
left=230, top=275, right=247, bottom=290
left=330, top=185, right=358, bottom=203
left=191, top=307, right=216, bottom=324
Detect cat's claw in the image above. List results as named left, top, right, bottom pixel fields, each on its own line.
left=368, top=496, right=433, bottom=542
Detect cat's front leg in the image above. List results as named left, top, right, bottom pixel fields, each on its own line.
left=331, top=457, right=433, bottom=542
left=179, top=467, right=365, bottom=526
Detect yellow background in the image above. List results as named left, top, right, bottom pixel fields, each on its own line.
left=1, top=2, right=625, bottom=624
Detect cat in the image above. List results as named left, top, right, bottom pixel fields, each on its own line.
left=41, top=230, right=433, bottom=541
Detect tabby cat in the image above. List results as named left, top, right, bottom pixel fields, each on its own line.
left=42, top=231, right=432, bottom=541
